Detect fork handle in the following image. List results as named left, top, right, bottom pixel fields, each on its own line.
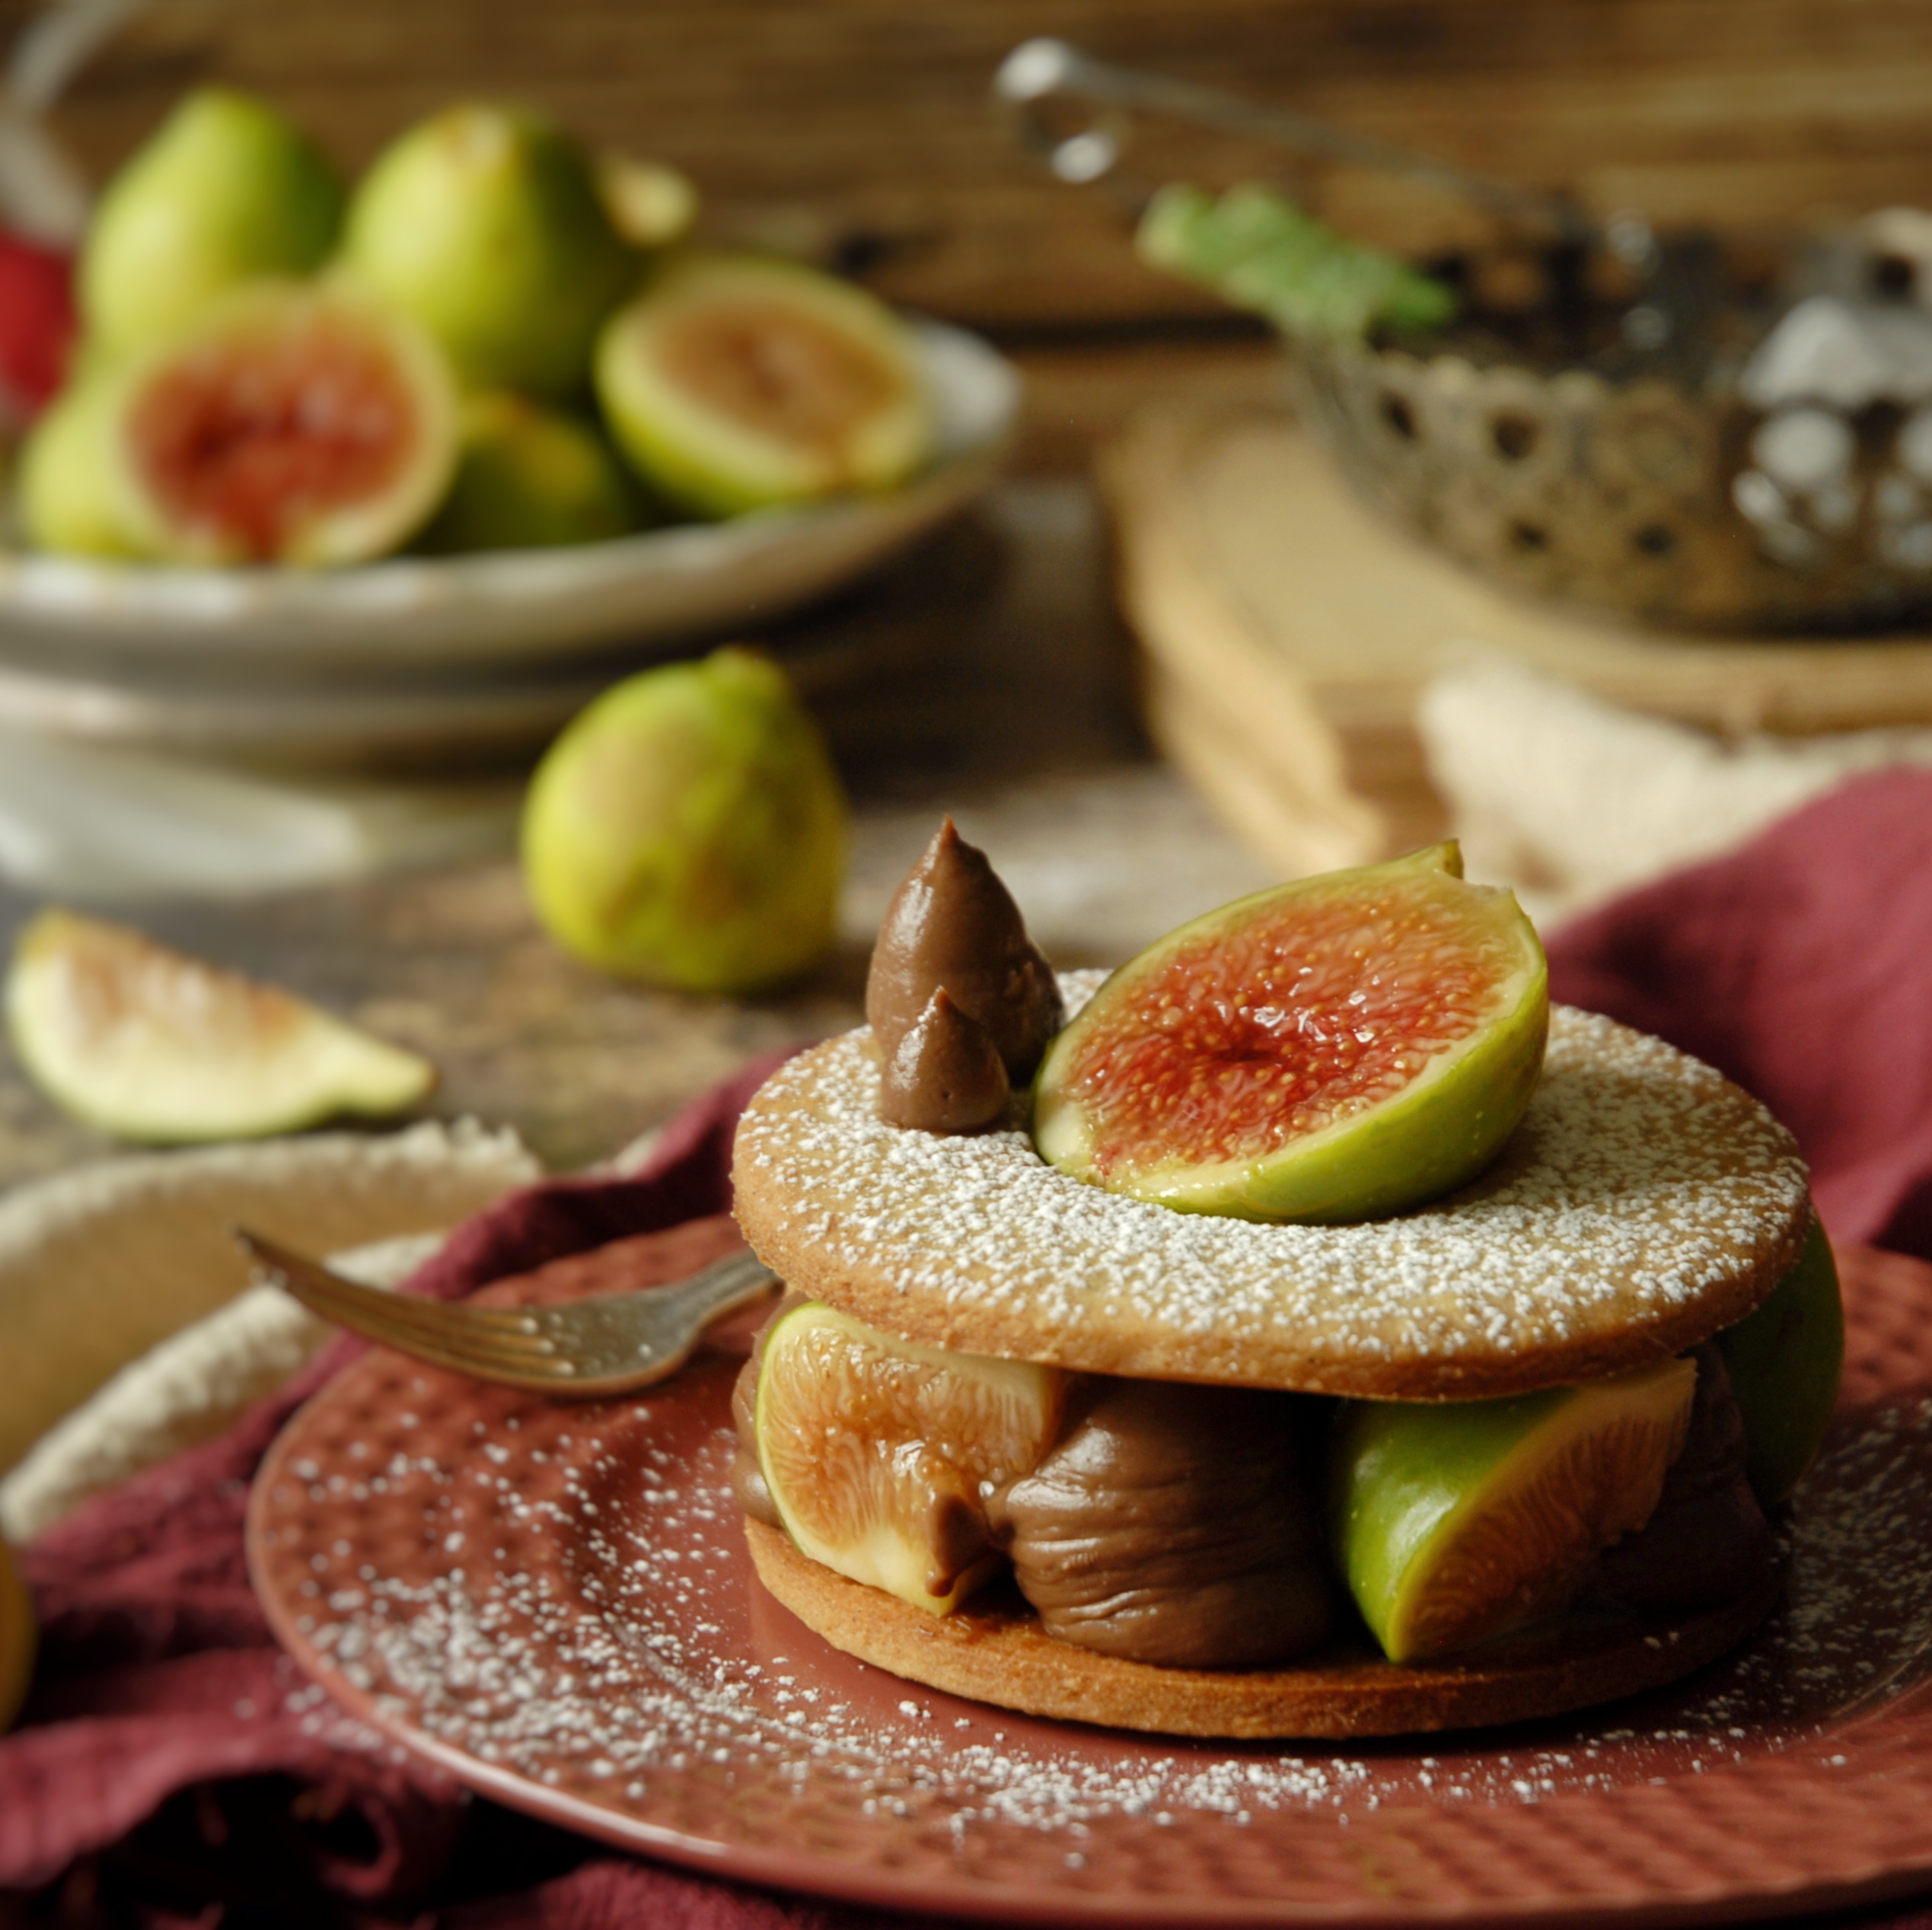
left=663, top=1248, right=782, bottom=1325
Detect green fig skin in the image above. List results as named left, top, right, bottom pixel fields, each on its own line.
left=1333, top=1387, right=1573, bottom=1663
left=19, top=382, right=139, bottom=558
left=341, top=104, right=636, bottom=399
left=102, top=282, right=460, bottom=568
left=595, top=152, right=698, bottom=251
left=1032, top=846, right=1549, bottom=1225
left=595, top=252, right=934, bottom=519
left=1716, top=1215, right=1844, bottom=1508
left=419, top=392, right=643, bottom=553
left=81, top=89, right=344, bottom=362
left=1329, top=1357, right=1697, bottom=1662
left=520, top=647, right=847, bottom=994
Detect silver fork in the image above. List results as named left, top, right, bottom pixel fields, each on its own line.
left=235, top=1227, right=781, bottom=1396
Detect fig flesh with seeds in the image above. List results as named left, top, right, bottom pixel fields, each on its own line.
left=1032, top=843, right=1548, bottom=1223
left=1330, top=1355, right=1698, bottom=1662
left=104, top=283, right=457, bottom=567
left=595, top=252, right=935, bottom=518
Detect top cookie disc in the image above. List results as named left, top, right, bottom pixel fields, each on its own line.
left=732, top=983, right=1812, bottom=1400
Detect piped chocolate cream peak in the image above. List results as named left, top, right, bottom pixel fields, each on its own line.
left=878, top=989, right=1010, bottom=1133
left=865, top=817, right=1063, bottom=1100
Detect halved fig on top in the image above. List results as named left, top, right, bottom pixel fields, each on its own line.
left=1032, top=844, right=1548, bottom=1223
left=107, top=282, right=457, bottom=567
left=593, top=252, right=934, bottom=518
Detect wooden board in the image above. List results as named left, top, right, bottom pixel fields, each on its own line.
left=1101, top=399, right=1932, bottom=874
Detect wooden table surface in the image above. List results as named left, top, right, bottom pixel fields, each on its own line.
left=6, top=0, right=1929, bottom=1190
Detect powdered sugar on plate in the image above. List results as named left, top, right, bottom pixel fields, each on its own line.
left=250, top=1300, right=1932, bottom=1922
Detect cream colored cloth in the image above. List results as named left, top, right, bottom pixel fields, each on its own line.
left=0, top=1119, right=540, bottom=1537
left=0, top=1113, right=681, bottom=1540
left=1419, top=660, right=1932, bottom=925
left=0, top=1230, right=442, bottom=1542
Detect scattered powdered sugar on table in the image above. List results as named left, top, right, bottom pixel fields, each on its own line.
left=281, top=1374, right=1932, bottom=1853
left=735, top=991, right=1810, bottom=1379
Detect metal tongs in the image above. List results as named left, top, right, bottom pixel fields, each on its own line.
left=993, top=37, right=1595, bottom=246
left=990, top=40, right=1714, bottom=361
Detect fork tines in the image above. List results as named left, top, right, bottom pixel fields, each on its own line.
left=234, top=1228, right=584, bottom=1386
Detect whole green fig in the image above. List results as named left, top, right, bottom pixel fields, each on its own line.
left=80, top=89, right=344, bottom=361
left=342, top=104, right=636, bottom=398
left=419, top=392, right=642, bottom=553
left=521, top=647, right=846, bottom=993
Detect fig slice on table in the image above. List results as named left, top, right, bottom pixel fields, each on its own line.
left=1331, top=1355, right=1698, bottom=1663
left=1031, top=842, right=1548, bottom=1223
left=594, top=251, right=934, bottom=518
left=5, top=910, right=435, bottom=1143
left=105, top=282, right=457, bottom=568
left=754, top=1299, right=1066, bottom=1615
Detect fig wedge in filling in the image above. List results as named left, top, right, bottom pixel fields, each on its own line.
left=748, top=1300, right=1065, bottom=1615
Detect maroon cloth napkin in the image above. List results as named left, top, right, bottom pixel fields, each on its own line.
left=0, top=1047, right=937, bottom=1928
left=1545, top=766, right=1932, bottom=1263
left=11, top=768, right=1932, bottom=1927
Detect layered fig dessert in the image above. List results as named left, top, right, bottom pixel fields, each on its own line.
left=727, top=823, right=1841, bottom=1737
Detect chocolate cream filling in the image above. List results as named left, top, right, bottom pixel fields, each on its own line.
left=1591, top=1343, right=1773, bottom=1615
left=734, top=1305, right=1775, bottom=1670
left=987, top=1377, right=1337, bottom=1667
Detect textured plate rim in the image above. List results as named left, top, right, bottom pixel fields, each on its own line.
left=246, top=1240, right=1932, bottom=1930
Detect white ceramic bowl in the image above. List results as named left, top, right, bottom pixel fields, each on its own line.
left=0, top=320, right=1019, bottom=681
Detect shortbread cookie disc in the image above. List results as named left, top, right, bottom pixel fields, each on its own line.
left=746, top=1519, right=1780, bottom=1740
left=732, top=988, right=1811, bottom=1400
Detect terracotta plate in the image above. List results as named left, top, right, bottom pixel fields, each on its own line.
left=248, top=1234, right=1932, bottom=1927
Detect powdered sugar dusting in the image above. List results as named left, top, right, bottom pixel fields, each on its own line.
left=734, top=989, right=1810, bottom=1387
left=262, top=1352, right=1932, bottom=1903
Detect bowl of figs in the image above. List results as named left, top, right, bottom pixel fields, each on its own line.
left=0, top=88, right=1018, bottom=680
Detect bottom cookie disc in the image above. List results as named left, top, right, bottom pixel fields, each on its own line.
left=746, top=1520, right=1781, bottom=1741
